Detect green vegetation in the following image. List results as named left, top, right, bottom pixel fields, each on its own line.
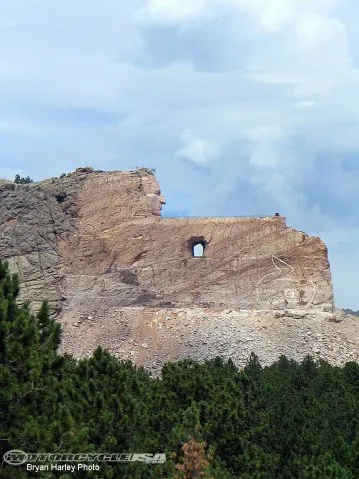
left=1, top=259, right=359, bottom=478
left=14, top=174, right=33, bottom=184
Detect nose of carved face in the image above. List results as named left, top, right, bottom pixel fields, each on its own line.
left=147, top=193, right=166, bottom=216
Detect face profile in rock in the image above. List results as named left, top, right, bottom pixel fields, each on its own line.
left=141, top=175, right=166, bottom=216
left=142, top=175, right=166, bottom=216
left=255, top=256, right=317, bottom=308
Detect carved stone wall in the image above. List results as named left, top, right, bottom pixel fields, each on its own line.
left=0, top=167, right=334, bottom=315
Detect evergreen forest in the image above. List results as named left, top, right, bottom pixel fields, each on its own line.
left=1, top=259, right=359, bottom=478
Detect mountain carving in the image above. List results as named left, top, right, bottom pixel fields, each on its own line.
left=1, top=167, right=357, bottom=375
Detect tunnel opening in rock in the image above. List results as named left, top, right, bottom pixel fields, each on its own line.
left=188, top=237, right=207, bottom=258
left=193, top=243, right=204, bottom=257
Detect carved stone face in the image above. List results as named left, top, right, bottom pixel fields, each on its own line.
left=142, top=176, right=166, bottom=216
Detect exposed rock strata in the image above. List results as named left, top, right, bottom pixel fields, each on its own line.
left=0, top=167, right=355, bottom=373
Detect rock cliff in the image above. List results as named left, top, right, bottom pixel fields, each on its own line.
left=1, top=167, right=356, bottom=374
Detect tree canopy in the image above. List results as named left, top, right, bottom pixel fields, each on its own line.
left=14, top=174, right=33, bottom=184
left=1, top=258, right=359, bottom=478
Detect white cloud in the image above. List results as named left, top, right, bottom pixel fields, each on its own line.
left=135, top=0, right=208, bottom=24
left=176, top=128, right=216, bottom=165
left=135, top=0, right=343, bottom=33
left=136, top=0, right=355, bottom=95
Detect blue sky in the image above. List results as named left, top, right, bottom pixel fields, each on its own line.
left=1, top=0, right=359, bottom=309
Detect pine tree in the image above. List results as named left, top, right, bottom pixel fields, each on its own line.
left=174, top=435, right=214, bottom=479
left=0, top=260, right=77, bottom=478
left=14, top=175, right=33, bottom=184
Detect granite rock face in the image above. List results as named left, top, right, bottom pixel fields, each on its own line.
left=0, top=167, right=165, bottom=312
left=0, top=167, right=334, bottom=313
left=1, top=167, right=351, bottom=374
